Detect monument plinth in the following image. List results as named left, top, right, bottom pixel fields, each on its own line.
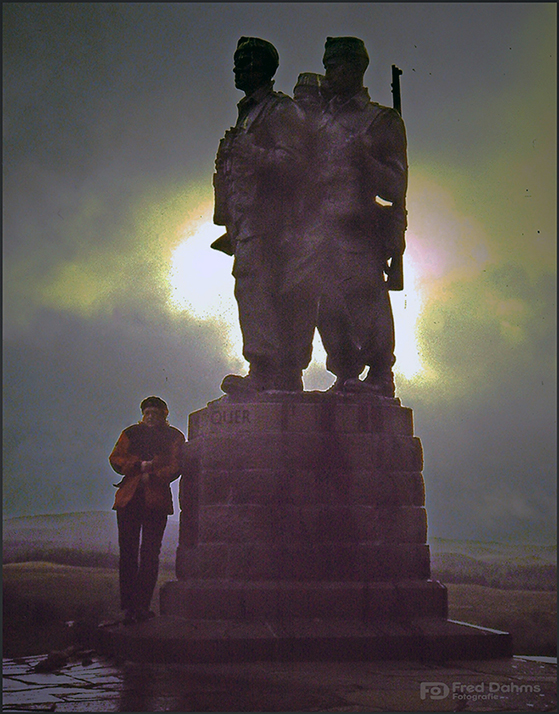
left=149, top=393, right=511, bottom=662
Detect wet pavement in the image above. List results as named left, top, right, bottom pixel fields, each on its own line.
left=2, top=653, right=556, bottom=712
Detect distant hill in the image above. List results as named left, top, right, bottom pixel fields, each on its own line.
left=428, top=537, right=556, bottom=590
left=3, top=512, right=556, bottom=589
left=429, top=537, right=557, bottom=565
left=3, top=511, right=180, bottom=568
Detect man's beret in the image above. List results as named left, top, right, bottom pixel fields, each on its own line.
left=140, top=396, right=169, bottom=414
left=323, top=36, right=369, bottom=70
left=235, top=36, right=279, bottom=73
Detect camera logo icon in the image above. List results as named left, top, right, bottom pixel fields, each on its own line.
left=420, top=682, right=450, bottom=700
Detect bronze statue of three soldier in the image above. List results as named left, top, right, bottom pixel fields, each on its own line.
left=213, top=36, right=408, bottom=398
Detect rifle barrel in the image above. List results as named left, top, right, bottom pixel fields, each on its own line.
left=391, top=65, right=403, bottom=116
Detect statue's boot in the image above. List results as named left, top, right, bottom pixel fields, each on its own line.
left=343, top=369, right=395, bottom=397
left=275, top=369, right=304, bottom=393
left=221, top=362, right=278, bottom=395
left=221, top=373, right=267, bottom=395
left=328, top=372, right=362, bottom=394
left=221, top=370, right=304, bottom=395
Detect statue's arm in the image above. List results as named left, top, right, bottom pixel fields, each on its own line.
left=235, top=99, right=306, bottom=176
left=264, top=100, right=306, bottom=174
left=365, top=107, right=408, bottom=207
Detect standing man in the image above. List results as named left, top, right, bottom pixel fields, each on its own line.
left=309, top=37, right=408, bottom=395
left=213, top=37, right=307, bottom=395
left=109, top=396, right=185, bottom=624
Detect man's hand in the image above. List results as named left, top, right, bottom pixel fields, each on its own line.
left=140, top=461, right=153, bottom=484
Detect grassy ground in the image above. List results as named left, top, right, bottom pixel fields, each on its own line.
left=2, top=562, right=174, bottom=658
left=3, top=563, right=556, bottom=658
left=446, top=583, right=557, bottom=657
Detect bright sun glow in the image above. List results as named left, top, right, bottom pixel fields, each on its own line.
left=391, top=255, right=424, bottom=380
left=168, top=220, right=243, bottom=359
left=169, top=219, right=425, bottom=380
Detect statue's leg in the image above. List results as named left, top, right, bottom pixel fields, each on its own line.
left=228, top=236, right=283, bottom=391
left=339, top=245, right=396, bottom=396
left=313, top=227, right=362, bottom=384
left=278, top=277, right=317, bottom=390
left=359, top=285, right=396, bottom=395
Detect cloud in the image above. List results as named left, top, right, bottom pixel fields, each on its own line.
left=3, top=3, right=555, bottom=543
left=3, top=305, right=240, bottom=518
left=399, top=263, right=556, bottom=542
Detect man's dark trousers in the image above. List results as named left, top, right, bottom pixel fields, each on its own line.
left=116, top=488, right=167, bottom=612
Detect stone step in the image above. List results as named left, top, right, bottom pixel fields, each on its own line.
left=188, top=400, right=414, bottom=439
left=96, top=615, right=513, bottom=663
left=175, top=542, right=431, bottom=581
left=193, top=469, right=425, bottom=507
left=160, top=579, right=448, bottom=620
left=185, top=432, right=423, bottom=472
left=194, top=504, right=427, bottom=544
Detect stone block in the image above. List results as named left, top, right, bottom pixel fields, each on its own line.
left=199, top=469, right=277, bottom=505
left=242, top=583, right=281, bottom=618
left=198, top=504, right=274, bottom=543
left=176, top=542, right=431, bottom=582
left=194, top=504, right=426, bottom=545
left=98, top=612, right=513, bottom=662
left=195, top=432, right=423, bottom=474
left=374, top=436, right=423, bottom=471
left=175, top=543, right=229, bottom=580
left=187, top=400, right=415, bottom=439
left=362, top=581, right=398, bottom=619
left=304, top=583, right=363, bottom=619
left=160, top=579, right=246, bottom=619
left=349, top=471, right=425, bottom=506
left=160, top=579, right=446, bottom=621
left=351, top=505, right=428, bottom=543
left=393, top=580, right=448, bottom=618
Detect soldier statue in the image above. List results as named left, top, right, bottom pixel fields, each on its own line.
left=213, top=36, right=407, bottom=399
left=213, top=37, right=307, bottom=395
left=295, top=37, right=408, bottom=397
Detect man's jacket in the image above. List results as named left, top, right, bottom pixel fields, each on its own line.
left=109, top=423, right=185, bottom=514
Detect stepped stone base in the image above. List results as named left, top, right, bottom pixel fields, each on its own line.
left=160, top=579, right=448, bottom=620
left=96, top=391, right=512, bottom=662
left=97, top=615, right=513, bottom=663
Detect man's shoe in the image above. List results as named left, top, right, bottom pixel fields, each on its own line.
left=122, top=610, right=136, bottom=626
left=135, top=610, right=156, bottom=623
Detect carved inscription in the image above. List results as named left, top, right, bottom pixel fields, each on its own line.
left=209, top=409, right=251, bottom=426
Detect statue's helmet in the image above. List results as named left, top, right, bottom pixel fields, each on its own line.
left=323, top=36, right=369, bottom=72
left=294, top=72, right=323, bottom=91
left=234, top=37, right=280, bottom=77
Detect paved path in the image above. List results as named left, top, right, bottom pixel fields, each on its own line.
left=3, top=654, right=556, bottom=712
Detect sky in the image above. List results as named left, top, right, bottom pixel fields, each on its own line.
left=3, top=3, right=556, bottom=544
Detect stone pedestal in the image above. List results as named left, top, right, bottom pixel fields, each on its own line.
left=151, top=392, right=512, bottom=662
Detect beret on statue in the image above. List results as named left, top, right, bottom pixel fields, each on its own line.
left=140, top=396, right=169, bottom=415
left=323, top=36, right=370, bottom=70
left=235, top=36, right=280, bottom=74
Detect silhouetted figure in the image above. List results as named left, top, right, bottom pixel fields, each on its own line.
left=109, top=396, right=185, bottom=624
left=297, top=37, right=408, bottom=396
left=293, top=71, right=324, bottom=114
left=213, top=37, right=306, bottom=395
